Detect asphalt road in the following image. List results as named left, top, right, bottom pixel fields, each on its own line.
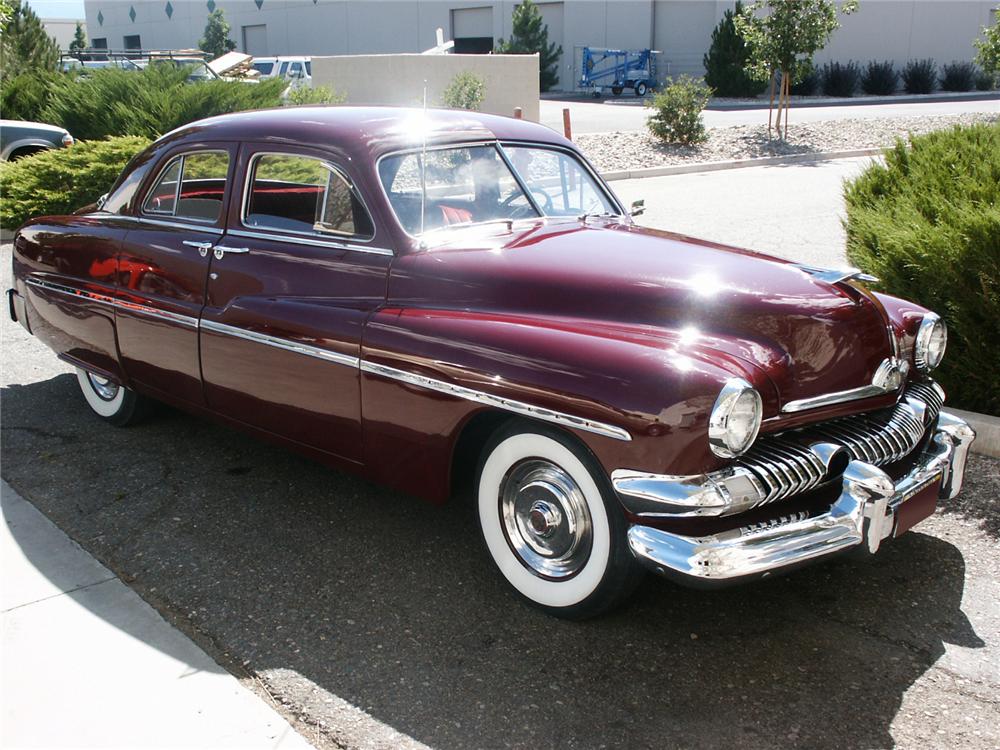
left=540, top=97, right=1000, bottom=135
left=612, top=156, right=875, bottom=270
left=3, top=221, right=999, bottom=750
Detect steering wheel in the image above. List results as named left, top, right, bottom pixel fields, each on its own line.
left=502, top=188, right=554, bottom=217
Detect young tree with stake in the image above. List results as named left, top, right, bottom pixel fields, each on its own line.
left=735, top=0, right=858, bottom=138
left=495, top=0, right=562, bottom=92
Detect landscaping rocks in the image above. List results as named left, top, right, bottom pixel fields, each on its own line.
left=576, top=112, right=999, bottom=172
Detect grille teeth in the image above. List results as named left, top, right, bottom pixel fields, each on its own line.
left=737, top=381, right=943, bottom=507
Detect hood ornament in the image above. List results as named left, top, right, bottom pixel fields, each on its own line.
left=793, top=263, right=879, bottom=286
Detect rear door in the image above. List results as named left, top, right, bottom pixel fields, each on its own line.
left=117, top=144, right=235, bottom=405
left=198, top=144, right=392, bottom=463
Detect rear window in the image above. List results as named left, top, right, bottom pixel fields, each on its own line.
left=243, top=153, right=374, bottom=239
left=142, top=151, right=229, bottom=223
left=252, top=61, right=273, bottom=75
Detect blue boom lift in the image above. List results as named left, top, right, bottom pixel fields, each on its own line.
left=579, top=47, right=659, bottom=97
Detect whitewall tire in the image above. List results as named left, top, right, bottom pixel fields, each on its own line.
left=75, top=368, right=149, bottom=426
left=476, top=422, right=642, bottom=619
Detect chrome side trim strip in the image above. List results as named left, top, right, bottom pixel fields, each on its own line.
left=26, top=277, right=199, bottom=328
left=226, top=228, right=394, bottom=256
left=360, top=360, right=632, bottom=442
left=135, top=217, right=224, bottom=235
left=199, top=319, right=359, bottom=367
left=792, top=263, right=879, bottom=285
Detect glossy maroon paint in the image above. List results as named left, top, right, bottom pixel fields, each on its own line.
left=10, top=106, right=932, bottom=509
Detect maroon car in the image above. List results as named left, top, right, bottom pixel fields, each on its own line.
left=7, top=107, right=975, bottom=618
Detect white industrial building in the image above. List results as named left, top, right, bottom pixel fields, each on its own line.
left=83, top=0, right=998, bottom=91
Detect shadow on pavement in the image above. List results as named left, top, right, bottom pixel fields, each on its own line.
left=1, top=374, right=987, bottom=749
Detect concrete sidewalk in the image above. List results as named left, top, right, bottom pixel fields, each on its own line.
left=1, top=479, right=316, bottom=750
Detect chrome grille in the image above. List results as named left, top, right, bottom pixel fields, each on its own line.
left=737, top=380, right=944, bottom=507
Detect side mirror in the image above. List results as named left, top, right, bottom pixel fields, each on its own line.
left=630, top=199, right=645, bottom=217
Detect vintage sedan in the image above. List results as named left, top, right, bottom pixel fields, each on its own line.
left=7, top=107, right=975, bottom=618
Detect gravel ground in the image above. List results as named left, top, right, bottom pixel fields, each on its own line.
left=577, top=112, right=1000, bottom=172
left=2, top=242, right=1000, bottom=750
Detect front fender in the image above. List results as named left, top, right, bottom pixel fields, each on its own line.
left=360, top=308, right=771, bottom=500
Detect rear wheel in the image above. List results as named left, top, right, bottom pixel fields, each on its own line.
left=476, top=422, right=642, bottom=619
left=634, top=81, right=648, bottom=97
left=75, top=368, right=149, bottom=426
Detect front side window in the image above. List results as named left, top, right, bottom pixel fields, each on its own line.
left=142, top=150, right=229, bottom=222
left=503, top=146, right=616, bottom=217
left=244, top=153, right=374, bottom=239
left=378, top=145, right=535, bottom=235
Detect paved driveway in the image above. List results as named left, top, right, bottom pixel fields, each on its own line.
left=3, top=165, right=999, bottom=750
left=612, top=156, right=875, bottom=269
left=540, top=97, right=1000, bottom=135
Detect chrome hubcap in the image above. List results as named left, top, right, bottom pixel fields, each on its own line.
left=87, top=373, right=119, bottom=401
left=500, top=459, right=592, bottom=579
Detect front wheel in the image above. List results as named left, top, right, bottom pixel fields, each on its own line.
left=476, top=422, right=643, bottom=619
left=611, top=86, right=623, bottom=96
left=634, top=81, right=648, bottom=97
left=75, top=368, right=150, bottom=426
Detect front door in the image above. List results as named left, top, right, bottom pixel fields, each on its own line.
left=117, top=145, right=235, bottom=405
left=199, top=145, right=392, bottom=463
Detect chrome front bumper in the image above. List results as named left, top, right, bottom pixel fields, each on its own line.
left=625, top=412, right=975, bottom=586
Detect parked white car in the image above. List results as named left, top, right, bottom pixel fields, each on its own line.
left=251, top=57, right=311, bottom=85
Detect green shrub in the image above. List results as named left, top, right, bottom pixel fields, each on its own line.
left=0, top=136, right=151, bottom=228
left=789, top=68, right=819, bottom=95
left=860, top=60, right=898, bottom=96
left=820, top=61, right=860, bottom=96
left=974, top=68, right=995, bottom=91
left=844, top=123, right=1000, bottom=415
left=0, top=70, right=58, bottom=121
left=40, top=65, right=285, bottom=140
left=901, top=58, right=937, bottom=94
left=441, top=71, right=486, bottom=111
left=284, top=84, right=346, bottom=106
left=702, top=1, right=766, bottom=98
left=646, top=76, right=712, bottom=145
left=939, top=61, right=977, bottom=92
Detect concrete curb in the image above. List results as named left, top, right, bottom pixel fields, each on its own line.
left=601, top=147, right=883, bottom=181
left=945, top=408, right=1000, bottom=459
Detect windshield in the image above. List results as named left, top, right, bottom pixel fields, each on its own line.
left=378, top=144, right=617, bottom=236
left=378, top=144, right=538, bottom=235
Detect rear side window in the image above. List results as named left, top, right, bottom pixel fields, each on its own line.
left=244, top=153, right=374, bottom=239
left=142, top=151, right=229, bottom=222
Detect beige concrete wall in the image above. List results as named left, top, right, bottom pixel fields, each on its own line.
left=310, top=53, right=539, bottom=121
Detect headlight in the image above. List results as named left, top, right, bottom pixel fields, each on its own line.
left=914, top=313, right=947, bottom=372
left=708, top=378, right=763, bottom=458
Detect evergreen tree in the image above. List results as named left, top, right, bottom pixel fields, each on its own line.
left=703, top=2, right=765, bottom=97
left=0, top=1, right=60, bottom=80
left=495, top=0, right=562, bottom=92
left=199, top=9, right=235, bottom=59
left=68, top=21, right=86, bottom=55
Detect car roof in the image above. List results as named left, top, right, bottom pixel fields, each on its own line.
left=162, top=106, right=571, bottom=161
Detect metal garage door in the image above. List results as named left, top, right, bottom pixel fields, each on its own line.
left=452, top=6, right=493, bottom=54
left=242, top=24, right=268, bottom=56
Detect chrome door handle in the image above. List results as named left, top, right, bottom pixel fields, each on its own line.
left=213, top=245, right=250, bottom=260
left=182, top=240, right=213, bottom=258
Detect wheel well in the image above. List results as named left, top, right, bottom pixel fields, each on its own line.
left=450, top=410, right=514, bottom=501
left=7, top=145, right=49, bottom=161
left=449, top=410, right=612, bottom=503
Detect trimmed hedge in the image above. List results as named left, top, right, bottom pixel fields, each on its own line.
left=0, top=136, right=152, bottom=228
left=844, top=123, right=1000, bottom=415
left=40, top=65, right=285, bottom=140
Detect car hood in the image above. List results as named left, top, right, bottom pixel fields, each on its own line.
left=389, top=219, right=895, bottom=410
